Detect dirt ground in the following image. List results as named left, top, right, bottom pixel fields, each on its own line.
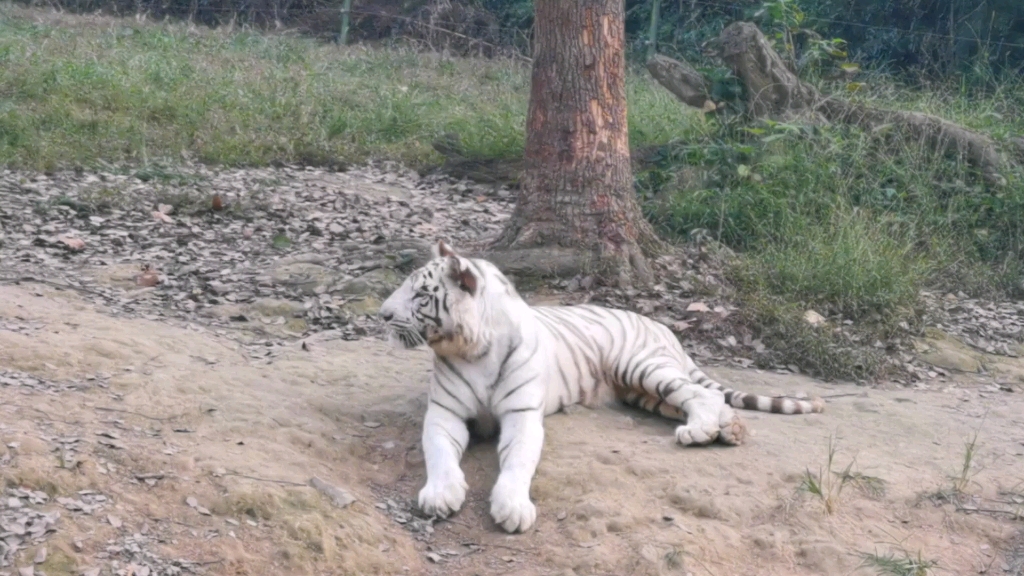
left=1, top=282, right=1022, bottom=576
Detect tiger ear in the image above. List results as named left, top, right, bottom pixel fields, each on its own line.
left=446, top=255, right=478, bottom=295
left=433, top=240, right=458, bottom=259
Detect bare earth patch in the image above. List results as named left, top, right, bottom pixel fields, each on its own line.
left=2, top=283, right=1023, bottom=576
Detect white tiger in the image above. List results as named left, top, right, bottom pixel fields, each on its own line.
left=378, top=240, right=824, bottom=533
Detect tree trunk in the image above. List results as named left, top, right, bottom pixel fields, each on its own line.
left=490, top=0, right=659, bottom=287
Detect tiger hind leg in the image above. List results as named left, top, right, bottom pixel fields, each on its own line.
left=614, top=365, right=747, bottom=446
left=617, top=388, right=687, bottom=421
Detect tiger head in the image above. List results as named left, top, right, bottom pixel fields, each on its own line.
left=378, top=240, right=497, bottom=359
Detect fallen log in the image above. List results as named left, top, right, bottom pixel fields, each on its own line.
left=647, top=22, right=1009, bottom=186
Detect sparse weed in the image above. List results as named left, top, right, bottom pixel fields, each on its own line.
left=800, top=434, right=864, bottom=515
left=842, top=470, right=888, bottom=499
left=951, top=431, right=980, bottom=494
left=861, top=549, right=938, bottom=576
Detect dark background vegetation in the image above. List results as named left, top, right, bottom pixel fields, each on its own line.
left=15, top=0, right=1024, bottom=75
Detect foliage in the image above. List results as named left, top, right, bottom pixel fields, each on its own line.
left=636, top=79, right=1024, bottom=377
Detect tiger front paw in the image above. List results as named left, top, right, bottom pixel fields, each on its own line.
left=674, top=422, right=720, bottom=446
left=418, top=470, right=468, bottom=519
left=489, top=477, right=536, bottom=533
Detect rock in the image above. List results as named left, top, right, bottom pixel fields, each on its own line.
left=803, top=310, right=826, bottom=326
left=337, top=268, right=403, bottom=298
left=309, top=476, right=356, bottom=508
left=916, top=333, right=983, bottom=373
left=269, top=262, right=342, bottom=296
left=345, top=296, right=382, bottom=316
left=251, top=298, right=306, bottom=318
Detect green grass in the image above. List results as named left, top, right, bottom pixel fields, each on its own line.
left=638, top=82, right=1024, bottom=378
left=3, top=4, right=1023, bottom=381
left=0, top=4, right=694, bottom=170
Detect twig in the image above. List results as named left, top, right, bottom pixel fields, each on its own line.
left=820, top=393, right=864, bottom=400
left=3, top=275, right=110, bottom=299
left=95, top=406, right=184, bottom=421
left=148, top=516, right=198, bottom=528
left=472, top=542, right=528, bottom=554
left=956, top=505, right=1022, bottom=517
left=6, top=404, right=79, bottom=425
left=221, top=472, right=308, bottom=487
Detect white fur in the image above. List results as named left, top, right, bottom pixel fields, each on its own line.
left=378, top=241, right=798, bottom=534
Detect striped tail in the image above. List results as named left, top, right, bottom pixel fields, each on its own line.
left=693, top=370, right=825, bottom=414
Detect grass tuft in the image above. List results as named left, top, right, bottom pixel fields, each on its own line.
left=951, top=430, right=981, bottom=495
left=861, top=549, right=938, bottom=576
left=800, top=434, right=852, bottom=515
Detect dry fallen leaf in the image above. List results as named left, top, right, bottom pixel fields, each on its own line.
left=686, top=302, right=710, bottom=313
left=211, top=194, right=224, bottom=211
left=671, top=320, right=692, bottom=333
left=108, top=514, right=123, bottom=528
left=151, top=211, right=174, bottom=224
left=136, top=271, right=160, bottom=287
left=58, top=236, right=85, bottom=251
left=157, top=203, right=174, bottom=215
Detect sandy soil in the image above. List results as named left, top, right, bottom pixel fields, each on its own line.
left=1, top=283, right=1023, bottom=576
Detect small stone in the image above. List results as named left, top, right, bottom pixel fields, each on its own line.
left=803, top=310, right=826, bottom=326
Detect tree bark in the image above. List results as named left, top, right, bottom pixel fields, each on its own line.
left=489, top=0, right=660, bottom=287
left=647, top=22, right=1009, bottom=186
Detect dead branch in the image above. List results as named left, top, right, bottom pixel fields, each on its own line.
left=647, top=22, right=1009, bottom=186
left=646, top=54, right=714, bottom=112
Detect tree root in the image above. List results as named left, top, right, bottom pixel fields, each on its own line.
left=648, top=22, right=1010, bottom=186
